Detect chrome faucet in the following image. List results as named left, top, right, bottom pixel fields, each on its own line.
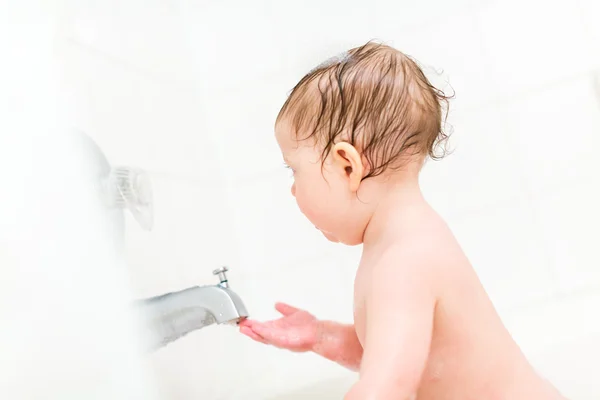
left=135, top=267, right=248, bottom=351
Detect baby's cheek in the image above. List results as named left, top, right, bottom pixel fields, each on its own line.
left=295, top=193, right=322, bottom=225
left=292, top=190, right=310, bottom=215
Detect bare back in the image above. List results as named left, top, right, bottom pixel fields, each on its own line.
left=353, top=205, right=565, bottom=400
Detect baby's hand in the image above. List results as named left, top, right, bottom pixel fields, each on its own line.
left=239, top=302, right=320, bottom=352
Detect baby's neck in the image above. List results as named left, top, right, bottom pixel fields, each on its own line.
left=361, top=175, right=426, bottom=248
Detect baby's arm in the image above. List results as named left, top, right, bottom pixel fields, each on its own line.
left=313, top=320, right=363, bottom=371
left=239, top=303, right=363, bottom=371
left=345, top=247, right=437, bottom=400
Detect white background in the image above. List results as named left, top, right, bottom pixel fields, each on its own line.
left=3, top=0, right=600, bottom=398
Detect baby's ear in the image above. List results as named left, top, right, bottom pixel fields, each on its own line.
left=332, top=142, right=364, bottom=192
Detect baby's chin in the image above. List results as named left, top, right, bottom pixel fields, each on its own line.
left=318, top=228, right=340, bottom=243
left=318, top=227, right=364, bottom=246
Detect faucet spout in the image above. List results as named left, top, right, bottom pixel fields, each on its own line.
left=134, top=267, right=248, bottom=351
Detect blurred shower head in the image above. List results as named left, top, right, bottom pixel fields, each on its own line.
left=72, top=130, right=154, bottom=232
left=104, top=166, right=154, bottom=231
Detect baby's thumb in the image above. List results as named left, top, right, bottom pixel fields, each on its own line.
left=275, top=302, right=300, bottom=316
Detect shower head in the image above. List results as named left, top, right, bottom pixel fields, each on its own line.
left=104, top=166, right=154, bottom=231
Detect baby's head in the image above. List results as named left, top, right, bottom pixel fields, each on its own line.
left=275, top=41, right=451, bottom=245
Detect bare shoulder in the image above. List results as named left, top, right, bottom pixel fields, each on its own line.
left=368, top=209, right=464, bottom=293
left=404, top=207, right=464, bottom=259
left=391, top=210, right=455, bottom=257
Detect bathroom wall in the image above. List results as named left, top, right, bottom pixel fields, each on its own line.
left=55, top=0, right=600, bottom=398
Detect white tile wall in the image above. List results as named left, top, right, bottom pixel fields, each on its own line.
left=124, top=173, right=235, bottom=297
left=450, top=200, right=556, bottom=312
left=532, top=180, right=600, bottom=293
left=61, top=0, right=197, bottom=87
left=226, top=169, right=344, bottom=273
left=198, top=80, right=288, bottom=180
left=176, top=0, right=286, bottom=91
left=420, top=106, right=529, bottom=220
left=579, top=0, right=600, bottom=52
left=475, top=0, right=599, bottom=99
left=502, top=76, right=600, bottom=193
left=50, top=0, right=600, bottom=398
left=56, top=40, right=220, bottom=178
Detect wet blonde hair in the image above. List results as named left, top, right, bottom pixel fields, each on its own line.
left=277, top=41, right=452, bottom=179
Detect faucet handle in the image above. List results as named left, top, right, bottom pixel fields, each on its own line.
left=213, top=266, right=229, bottom=288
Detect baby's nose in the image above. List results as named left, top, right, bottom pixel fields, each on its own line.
left=291, top=182, right=296, bottom=197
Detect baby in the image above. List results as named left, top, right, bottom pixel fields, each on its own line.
left=239, top=42, right=565, bottom=400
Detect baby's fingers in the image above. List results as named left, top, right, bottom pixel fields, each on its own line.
left=240, top=326, right=268, bottom=344
left=238, top=318, right=253, bottom=328
left=275, top=302, right=300, bottom=316
left=249, top=322, right=285, bottom=345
